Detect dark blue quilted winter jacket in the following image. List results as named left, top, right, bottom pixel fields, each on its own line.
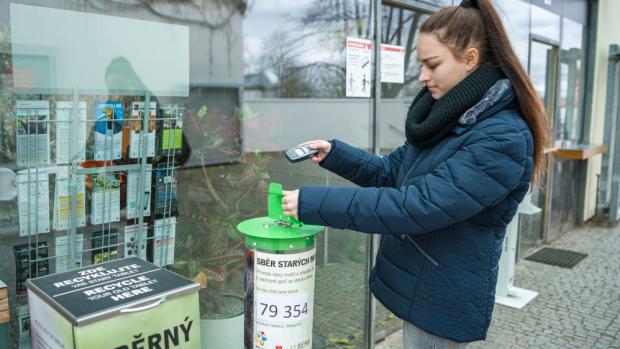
left=298, top=82, right=533, bottom=342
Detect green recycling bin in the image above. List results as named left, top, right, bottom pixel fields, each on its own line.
left=25, top=257, right=200, bottom=349
left=237, top=183, right=324, bottom=349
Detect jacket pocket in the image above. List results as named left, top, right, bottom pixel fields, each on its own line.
left=402, top=235, right=440, bottom=267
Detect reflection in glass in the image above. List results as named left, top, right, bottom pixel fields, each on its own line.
left=557, top=18, right=584, bottom=143
left=518, top=40, right=557, bottom=259
left=244, top=0, right=372, bottom=99
left=495, top=0, right=531, bottom=68
left=380, top=4, right=429, bottom=99
left=378, top=4, right=431, bottom=162
left=530, top=5, right=560, bottom=42
left=9, top=3, right=189, bottom=96
left=529, top=41, right=553, bottom=101
left=1, top=2, right=246, bottom=349
left=243, top=1, right=373, bottom=347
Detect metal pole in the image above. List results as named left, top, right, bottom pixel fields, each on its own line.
left=367, top=0, right=381, bottom=347
left=68, top=88, right=80, bottom=270
left=135, top=92, right=151, bottom=260
left=607, top=46, right=620, bottom=221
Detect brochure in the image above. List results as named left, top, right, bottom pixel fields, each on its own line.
left=53, top=167, right=86, bottom=230
left=17, top=170, right=50, bottom=237
left=160, top=104, right=183, bottom=155
left=154, top=162, right=177, bottom=216
left=90, top=173, right=120, bottom=225
left=94, top=102, right=123, bottom=160
left=16, top=100, right=51, bottom=166
left=153, top=217, right=176, bottom=267
left=124, top=223, right=148, bottom=260
left=91, top=229, right=118, bottom=264
left=17, top=304, right=30, bottom=346
left=129, top=101, right=157, bottom=158
left=126, top=164, right=152, bottom=219
left=14, top=242, right=49, bottom=294
left=54, top=234, right=84, bottom=273
left=55, top=101, right=87, bottom=164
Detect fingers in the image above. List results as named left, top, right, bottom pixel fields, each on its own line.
left=297, top=140, right=331, bottom=165
left=300, top=139, right=325, bottom=146
left=281, top=201, right=296, bottom=218
left=281, top=190, right=299, bottom=219
left=281, top=191, right=291, bottom=212
left=282, top=206, right=298, bottom=220
left=300, top=140, right=328, bottom=150
left=281, top=194, right=288, bottom=208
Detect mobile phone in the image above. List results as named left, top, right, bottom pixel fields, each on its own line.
left=285, top=145, right=319, bottom=163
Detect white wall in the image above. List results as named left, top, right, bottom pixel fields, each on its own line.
left=242, top=98, right=411, bottom=153
left=10, top=3, right=190, bottom=96
left=583, top=0, right=620, bottom=221
left=243, top=99, right=373, bottom=152
left=7, top=1, right=244, bottom=95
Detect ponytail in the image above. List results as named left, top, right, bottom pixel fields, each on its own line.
left=420, top=0, right=550, bottom=184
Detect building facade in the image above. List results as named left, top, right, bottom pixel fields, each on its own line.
left=0, top=0, right=617, bottom=348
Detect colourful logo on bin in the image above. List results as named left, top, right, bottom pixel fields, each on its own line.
left=255, top=330, right=268, bottom=346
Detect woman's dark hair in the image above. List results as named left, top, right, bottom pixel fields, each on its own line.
left=420, top=0, right=550, bottom=184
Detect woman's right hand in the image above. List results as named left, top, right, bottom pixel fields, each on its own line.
left=300, top=140, right=332, bottom=164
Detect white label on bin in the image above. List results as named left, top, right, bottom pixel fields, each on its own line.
left=254, top=248, right=315, bottom=349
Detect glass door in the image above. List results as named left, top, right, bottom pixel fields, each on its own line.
left=517, top=37, right=559, bottom=259
left=374, top=0, right=434, bottom=344
left=600, top=46, right=620, bottom=221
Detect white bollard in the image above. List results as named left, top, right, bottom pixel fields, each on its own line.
left=495, top=192, right=540, bottom=309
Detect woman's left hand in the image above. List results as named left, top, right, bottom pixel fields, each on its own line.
left=282, top=189, right=299, bottom=220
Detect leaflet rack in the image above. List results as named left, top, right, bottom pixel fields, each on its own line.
left=10, top=89, right=183, bottom=295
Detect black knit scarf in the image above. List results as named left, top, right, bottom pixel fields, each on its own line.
left=405, top=64, right=505, bottom=148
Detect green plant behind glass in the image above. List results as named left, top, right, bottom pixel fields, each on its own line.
left=173, top=102, right=270, bottom=319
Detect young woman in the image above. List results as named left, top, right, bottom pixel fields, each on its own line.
left=282, top=0, right=549, bottom=347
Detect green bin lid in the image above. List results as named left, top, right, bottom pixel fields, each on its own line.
left=236, top=183, right=324, bottom=251
left=237, top=217, right=323, bottom=251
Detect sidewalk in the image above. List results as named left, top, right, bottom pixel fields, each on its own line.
left=376, top=221, right=620, bottom=349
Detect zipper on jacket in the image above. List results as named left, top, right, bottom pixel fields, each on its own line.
left=402, top=234, right=439, bottom=267
left=396, top=148, right=439, bottom=267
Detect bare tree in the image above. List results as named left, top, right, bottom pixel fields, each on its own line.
left=85, top=0, right=247, bottom=27
left=290, top=0, right=449, bottom=98
left=268, top=0, right=428, bottom=98
left=381, top=6, right=427, bottom=98
left=259, top=31, right=316, bottom=97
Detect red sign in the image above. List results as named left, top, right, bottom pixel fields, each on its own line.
left=383, top=45, right=405, bottom=53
